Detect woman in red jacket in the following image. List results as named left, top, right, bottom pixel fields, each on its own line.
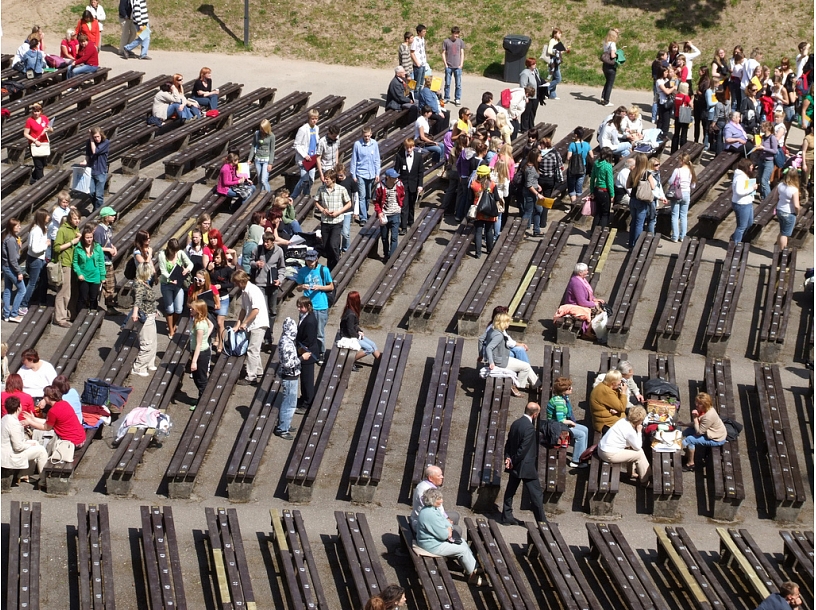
left=75, top=10, right=101, bottom=48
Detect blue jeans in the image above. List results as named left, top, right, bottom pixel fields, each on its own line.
left=124, top=26, right=150, bottom=57
left=444, top=67, right=462, bottom=101
left=682, top=427, right=726, bottom=448
left=2, top=268, right=26, bottom=318
left=651, top=82, right=659, bottom=122
left=160, top=282, right=185, bottom=315
left=291, top=166, right=315, bottom=199
left=314, top=308, right=328, bottom=354
left=285, top=219, right=302, bottom=234
left=510, top=346, right=529, bottom=363
left=532, top=203, right=548, bottom=235
left=68, top=64, right=98, bottom=79
left=413, top=65, right=426, bottom=93
left=549, top=66, right=561, bottom=97
left=419, top=143, right=442, bottom=163
left=91, top=172, right=106, bottom=210
left=255, top=159, right=271, bottom=192
left=521, top=190, right=537, bottom=228
left=341, top=214, right=352, bottom=251
left=380, top=213, right=400, bottom=258
left=359, top=336, right=378, bottom=356
left=646, top=200, right=657, bottom=233
left=611, top=142, right=632, bottom=157
left=356, top=177, right=376, bottom=222
left=21, top=257, right=45, bottom=308
left=570, top=423, right=590, bottom=461
left=731, top=203, right=753, bottom=242
left=671, top=190, right=690, bottom=241
left=628, top=197, right=650, bottom=248
left=192, top=95, right=218, bottom=110
left=756, top=157, right=773, bottom=200
left=276, top=377, right=298, bottom=434
left=567, top=174, right=585, bottom=198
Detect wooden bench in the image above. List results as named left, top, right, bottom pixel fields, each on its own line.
left=466, top=517, right=536, bottom=609
left=411, top=337, right=464, bottom=485
left=586, top=522, right=666, bottom=609
left=42, top=427, right=98, bottom=495
left=754, top=362, right=807, bottom=522
left=348, top=333, right=412, bottom=502
left=285, top=347, right=357, bottom=502
left=455, top=217, right=525, bottom=336
left=689, top=152, right=740, bottom=207
left=6, top=305, right=53, bottom=372
left=789, top=201, right=813, bottom=249
left=717, top=528, right=775, bottom=606
left=507, top=221, right=573, bottom=336
left=148, top=191, right=228, bottom=258
left=781, top=530, right=814, bottom=581
left=704, top=358, right=745, bottom=520
left=654, top=236, right=706, bottom=353
left=606, top=231, right=660, bottom=349
left=2, top=168, right=71, bottom=222
left=759, top=246, right=797, bottom=362
left=746, top=187, right=781, bottom=244
left=360, top=207, right=444, bottom=325
left=646, top=353, right=683, bottom=518
left=407, top=223, right=474, bottom=331
left=270, top=508, right=329, bottom=609
left=705, top=240, right=750, bottom=357
left=0, top=165, right=32, bottom=197
left=655, top=526, right=737, bottom=609
left=538, top=345, right=570, bottom=506
left=52, top=308, right=106, bottom=378
left=76, top=503, right=116, bottom=609
left=526, top=521, right=601, bottom=610
left=140, top=505, right=187, bottom=609
left=2, top=66, right=72, bottom=100
left=397, top=515, right=465, bottom=610
left=649, top=141, right=705, bottom=234
left=6, top=501, right=41, bottom=609
left=555, top=225, right=617, bottom=345
left=80, top=175, right=153, bottom=233
left=335, top=511, right=389, bottom=606
left=204, top=507, right=255, bottom=609
left=166, top=350, right=245, bottom=499
left=104, top=318, right=192, bottom=495
left=696, top=189, right=738, bottom=240
left=469, top=376, right=511, bottom=511
left=226, top=357, right=281, bottom=502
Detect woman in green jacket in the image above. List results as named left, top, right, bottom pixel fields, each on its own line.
left=52, top=207, right=81, bottom=327
left=72, top=226, right=106, bottom=312
left=589, top=146, right=616, bottom=228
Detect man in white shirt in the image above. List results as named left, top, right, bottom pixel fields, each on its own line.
left=741, top=48, right=763, bottom=92
left=292, top=109, right=320, bottom=199
left=233, top=269, right=269, bottom=386
left=410, top=465, right=460, bottom=533
left=614, top=157, right=635, bottom=206
left=410, top=24, right=429, bottom=93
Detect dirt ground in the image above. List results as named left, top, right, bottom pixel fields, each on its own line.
left=0, top=34, right=813, bottom=610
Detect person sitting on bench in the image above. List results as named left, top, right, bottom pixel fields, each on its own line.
left=548, top=377, right=590, bottom=469
left=410, top=465, right=460, bottom=534
left=14, top=37, right=44, bottom=77
left=597, top=405, right=650, bottom=484
left=680, top=392, right=726, bottom=471
left=590, top=370, right=627, bottom=433
left=339, top=291, right=381, bottom=371
left=23, top=384, right=87, bottom=450
left=2, top=396, right=48, bottom=484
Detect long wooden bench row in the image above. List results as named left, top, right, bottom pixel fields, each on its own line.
left=6, top=305, right=54, bottom=373
left=0, top=164, right=32, bottom=197
left=538, top=344, right=570, bottom=505
left=469, top=376, right=511, bottom=511
left=705, top=240, right=750, bottom=357
left=758, top=246, right=797, bottom=362
left=654, top=236, right=706, bottom=353
left=647, top=353, right=683, bottom=519
left=3, top=167, right=71, bottom=222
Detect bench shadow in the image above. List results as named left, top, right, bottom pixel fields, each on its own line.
left=744, top=264, right=767, bottom=360
left=399, top=356, right=434, bottom=505
left=578, top=544, right=625, bottom=609
left=511, top=541, right=555, bottom=608
left=66, top=524, right=79, bottom=610
left=255, top=531, right=287, bottom=609
left=380, top=532, right=427, bottom=610
left=193, top=528, right=218, bottom=610
left=127, top=527, right=149, bottom=608
left=213, top=403, right=252, bottom=498
left=456, top=367, right=485, bottom=512
left=337, top=365, right=377, bottom=502
left=738, top=383, right=773, bottom=520
left=790, top=386, right=814, bottom=497
left=321, top=533, right=355, bottom=610
left=638, top=547, right=687, bottom=610
left=1, top=522, right=7, bottom=608
left=792, top=291, right=813, bottom=365
left=644, top=252, right=678, bottom=351
left=196, top=5, right=242, bottom=45
left=96, top=346, right=112, bottom=363
left=692, top=259, right=723, bottom=355
left=700, top=548, right=752, bottom=608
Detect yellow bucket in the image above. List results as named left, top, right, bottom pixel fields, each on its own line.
left=542, top=197, right=555, bottom=209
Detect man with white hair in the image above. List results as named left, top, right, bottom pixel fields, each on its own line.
left=614, top=156, right=636, bottom=207
left=593, top=360, right=644, bottom=404
left=411, top=465, right=460, bottom=533
left=386, top=66, right=414, bottom=111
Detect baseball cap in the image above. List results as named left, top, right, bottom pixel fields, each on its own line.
left=385, top=168, right=399, bottom=179
left=476, top=165, right=491, bottom=176
left=304, top=249, right=319, bottom=261
left=99, top=207, right=116, bottom=218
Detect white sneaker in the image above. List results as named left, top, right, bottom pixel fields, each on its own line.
left=131, top=368, right=149, bottom=377
left=604, top=102, right=614, bottom=107
left=570, top=461, right=589, bottom=469
left=148, top=365, right=158, bottom=371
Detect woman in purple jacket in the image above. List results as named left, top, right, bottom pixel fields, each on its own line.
left=562, top=263, right=605, bottom=333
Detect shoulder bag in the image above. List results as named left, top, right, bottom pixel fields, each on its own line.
left=635, top=175, right=654, bottom=200
left=47, top=260, right=63, bottom=287
left=50, top=439, right=75, bottom=463
left=30, top=137, right=50, bottom=158
left=678, top=104, right=693, bottom=124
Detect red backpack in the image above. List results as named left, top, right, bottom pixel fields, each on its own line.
left=500, top=88, right=512, bottom=108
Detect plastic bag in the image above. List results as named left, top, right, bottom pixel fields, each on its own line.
left=590, top=310, right=608, bottom=342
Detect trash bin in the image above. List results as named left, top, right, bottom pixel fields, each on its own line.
left=503, top=34, right=532, bottom=83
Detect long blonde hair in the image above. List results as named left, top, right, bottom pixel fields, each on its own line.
left=680, top=153, right=698, bottom=184
left=626, top=153, right=651, bottom=189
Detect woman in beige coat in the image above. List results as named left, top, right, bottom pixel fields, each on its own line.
left=589, top=369, right=628, bottom=432
left=1, top=396, right=48, bottom=482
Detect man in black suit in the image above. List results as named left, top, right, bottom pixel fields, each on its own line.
left=394, top=137, right=424, bottom=234
left=385, top=66, right=414, bottom=111
left=502, top=402, right=546, bottom=525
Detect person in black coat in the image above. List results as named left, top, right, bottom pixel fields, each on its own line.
left=295, top=296, right=320, bottom=411
left=394, top=139, right=425, bottom=233
left=386, top=67, right=414, bottom=111
left=502, top=402, right=546, bottom=525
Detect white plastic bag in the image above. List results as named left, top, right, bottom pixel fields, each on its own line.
left=72, top=165, right=92, bottom=194
left=590, top=311, right=608, bottom=342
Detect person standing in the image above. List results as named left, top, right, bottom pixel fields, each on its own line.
left=122, top=0, right=150, bottom=60
left=398, top=31, right=414, bottom=76
left=730, top=158, right=758, bottom=243
left=625, top=153, right=655, bottom=249
left=519, top=58, right=542, bottom=132
left=394, top=138, right=424, bottom=234
left=83, top=127, right=109, bottom=210
left=2, top=219, right=27, bottom=323
left=295, top=297, right=319, bottom=412
left=275, top=317, right=300, bottom=440
left=373, top=169, right=404, bottom=260
left=21, top=210, right=50, bottom=313
left=601, top=28, right=619, bottom=107
left=667, top=152, right=697, bottom=242
left=233, top=269, right=269, bottom=387
left=249, top=119, right=275, bottom=192
left=410, top=24, right=429, bottom=93
left=93, top=207, right=118, bottom=311
left=249, top=231, right=285, bottom=348
left=23, top=104, right=53, bottom=184
left=314, top=170, right=352, bottom=270
left=502, top=402, right=546, bottom=525
left=52, top=208, right=81, bottom=327
left=188, top=299, right=213, bottom=410
left=130, top=263, right=158, bottom=377
left=118, top=0, right=136, bottom=57
left=590, top=147, right=615, bottom=229
left=543, top=28, right=568, bottom=100
left=316, top=125, right=340, bottom=185
left=292, top=109, right=320, bottom=199
left=72, top=226, right=106, bottom=312
left=350, top=128, right=381, bottom=225
left=442, top=27, right=464, bottom=106
left=295, top=250, right=333, bottom=361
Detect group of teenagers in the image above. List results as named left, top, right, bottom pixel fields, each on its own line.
left=11, top=20, right=101, bottom=80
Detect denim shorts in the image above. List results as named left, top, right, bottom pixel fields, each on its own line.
left=777, top=210, right=796, bottom=236
left=217, top=294, right=230, bottom=316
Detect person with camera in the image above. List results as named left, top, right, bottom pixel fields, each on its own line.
left=589, top=369, right=628, bottom=433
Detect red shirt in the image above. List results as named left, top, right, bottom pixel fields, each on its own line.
left=46, top=400, right=87, bottom=446
left=1, top=390, right=37, bottom=420
left=74, top=41, right=99, bottom=67
left=674, top=93, right=692, bottom=118
left=25, top=116, right=50, bottom=143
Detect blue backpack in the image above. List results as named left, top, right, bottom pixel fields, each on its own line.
left=223, top=327, right=249, bottom=357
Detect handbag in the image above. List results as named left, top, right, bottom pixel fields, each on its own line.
left=665, top=174, right=680, bottom=200
left=47, top=261, right=63, bottom=288
left=467, top=204, right=477, bottom=220
left=30, top=140, right=50, bottom=157
left=601, top=50, right=616, bottom=66
left=635, top=176, right=653, bottom=200
left=580, top=195, right=595, bottom=216
left=476, top=188, right=499, bottom=217
left=662, top=93, right=675, bottom=111
left=81, top=378, right=110, bottom=406
left=50, top=439, right=75, bottom=463
left=774, top=147, right=787, bottom=168
left=233, top=182, right=253, bottom=200
left=678, top=105, right=693, bottom=124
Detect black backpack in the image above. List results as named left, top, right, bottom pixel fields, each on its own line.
left=124, top=257, right=137, bottom=281
left=568, top=143, right=586, bottom=176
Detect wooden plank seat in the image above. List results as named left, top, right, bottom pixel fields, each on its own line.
left=6, top=305, right=53, bottom=372
left=204, top=507, right=255, bottom=610
left=41, top=426, right=97, bottom=494
left=704, top=358, right=745, bottom=520
left=285, top=346, right=357, bottom=502
left=469, top=376, right=511, bottom=511
left=164, top=90, right=315, bottom=179
left=507, top=221, right=573, bottom=335
left=6, top=501, right=41, bottom=609
left=52, top=308, right=106, bottom=379
left=754, top=362, right=807, bottom=521
left=705, top=241, right=750, bottom=357
left=2, top=167, right=71, bottom=222
left=360, top=207, right=444, bottom=325
left=696, top=188, right=738, bottom=239
left=455, top=217, right=525, bottom=336
left=655, top=526, right=737, bottom=609
left=270, top=508, right=329, bottom=609
left=746, top=186, right=782, bottom=243
left=0, top=164, right=32, bottom=196
left=335, top=511, right=389, bottom=606
left=789, top=201, right=813, bottom=249
left=1, top=53, right=13, bottom=69
left=781, top=530, right=814, bottom=581
left=717, top=528, right=775, bottom=606
left=103, top=318, right=192, bottom=495
left=407, top=222, right=474, bottom=331
left=690, top=152, right=741, bottom=207
left=555, top=225, right=617, bottom=344
left=148, top=190, right=228, bottom=258
left=605, top=231, right=660, bottom=348
left=654, top=236, right=706, bottom=353
left=140, top=505, right=187, bottom=610
left=526, top=521, right=601, bottom=610
left=2, top=66, right=76, bottom=101
left=79, top=176, right=153, bottom=233
left=758, top=246, right=797, bottom=362
left=538, top=345, right=570, bottom=504
left=166, top=349, right=246, bottom=499
left=315, top=217, right=380, bottom=304
left=225, top=357, right=281, bottom=502
left=586, top=523, right=666, bottom=609
left=120, top=84, right=273, bottom=175
left=76, top=503, right=116, bottom=609
left=465, top=517, right=537, bottom=609
left=348, top=333, right=412, bottom=502
left=412, top=337, right=464, bottom=485
left=397, top=515, right=465, bottom=610
left=646, top=353, right=682, bottom=518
